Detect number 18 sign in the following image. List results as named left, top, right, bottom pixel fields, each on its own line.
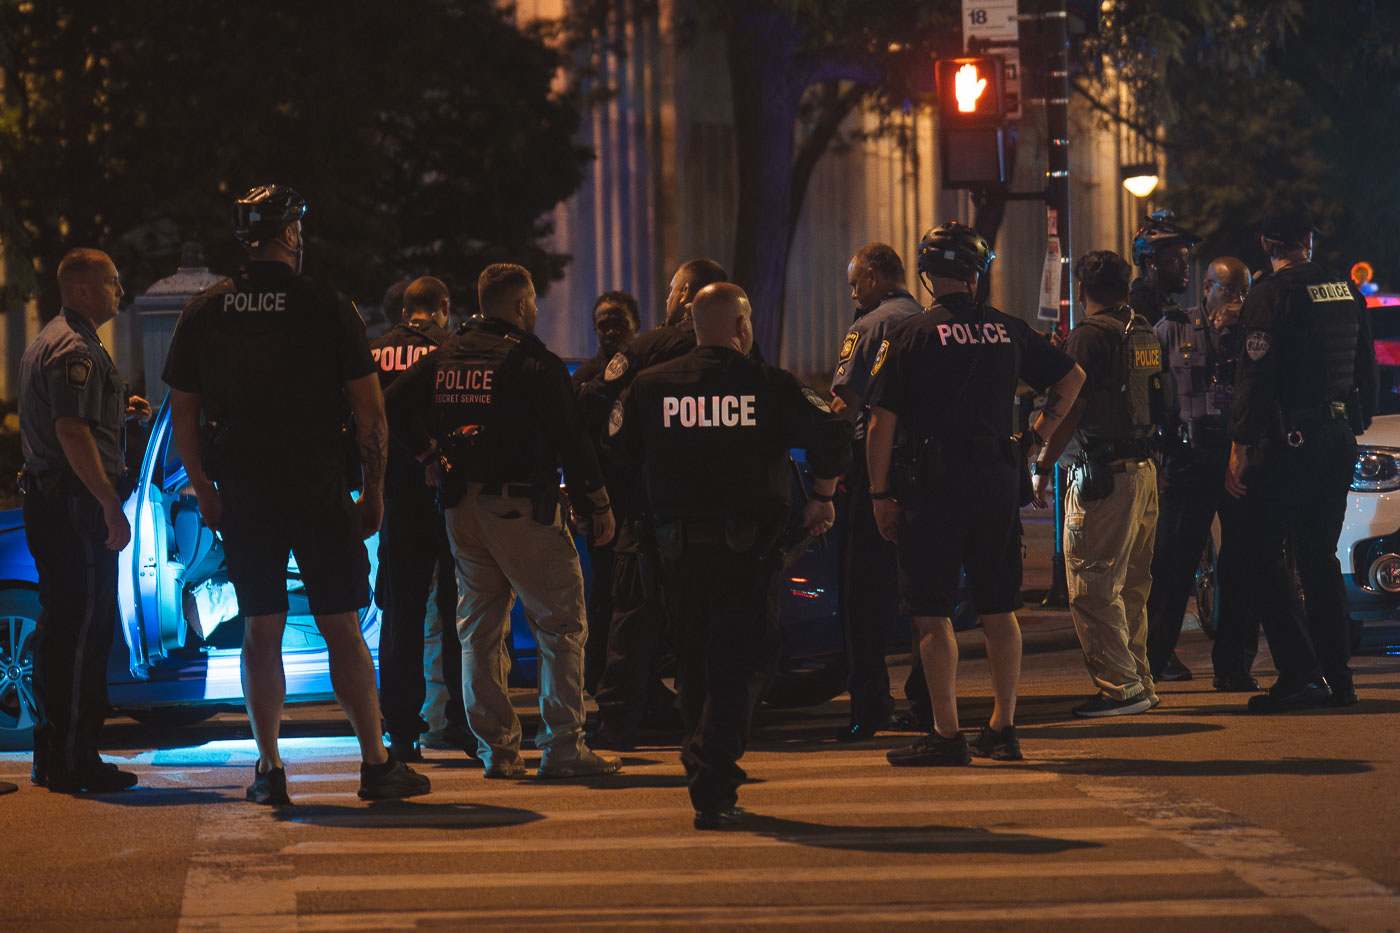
left=962, top=0, right=1019, bottom=44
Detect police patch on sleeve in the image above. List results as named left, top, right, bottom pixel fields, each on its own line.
left=64, top=353, right=93, bottom=389
left=1244, top=330, right=1271, bottom=361
left=837, top=331, right=859, bottom=365
left=608, top=400, right=625, bottom=436
left=603, top=352, right=629, bottom=382
left=802, top=387, right=833, bottom=414
left=869, top=340, right=890, bottom=376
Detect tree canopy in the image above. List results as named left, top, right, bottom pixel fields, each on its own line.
left=0, top=0, right=590, bottom=317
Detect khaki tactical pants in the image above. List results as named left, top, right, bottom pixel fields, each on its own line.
left=1064, top=459, right=1159, bottom=702
left=445, top=484, right=588, bottom=768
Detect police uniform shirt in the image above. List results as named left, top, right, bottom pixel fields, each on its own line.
left=19, top=308, right=125, bottom=479
left=572, top=347, right=610, bottom=390
left=829, top=289, right=921, bottom=439
left=385, top=316, right=606, bottom=507
left=369, top=320, right=453, bottom=496
left=605, top=346, right=852, bottom=521
left=1155, top=308, right=1238, bottom=425
left=865, top=293, right=1074, bottom=446
left=577, top=320, right=698, bottom=432
left=162, top=261, right=376, bottom=464
left=1229, top=261, right=1377, bottom=446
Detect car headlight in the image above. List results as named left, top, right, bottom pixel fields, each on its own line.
left=1353, top=448, right=1400, bottom=492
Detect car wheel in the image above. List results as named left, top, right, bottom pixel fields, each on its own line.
left=1194, top=540, right=1218, bottom=639
left=763, top=663, right=846, bottom=709
left=127, top=707, right=218, bottom=728
left=0, top=588, right=41, bottom=752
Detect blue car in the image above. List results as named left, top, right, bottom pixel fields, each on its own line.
left=0, top=398, right=858, bottom=750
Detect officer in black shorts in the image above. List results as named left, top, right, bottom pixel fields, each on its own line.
left=163, top=184, right=429, bottom=804
left=368, top=275, right=477, bottom=762
left=385, top=263, right=621, bottom=779
left=18, top=247, right=146, bottom=793
left=605, top=282, right=852, bottom=828
left=579, top=259, right=729, bottom=749
left=1227, top=204, right=1377, bottom=712
left=866, top=223, right=1084, bottom=765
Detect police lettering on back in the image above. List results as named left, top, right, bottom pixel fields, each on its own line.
left=223, top=291, right=287, bottom=312
left=433, top=364, right=493, bottom=405
left=662, top=394, right=757, bottom=428
left=372, top=344, right=432, bottom=373
left=937, top=321, right=1012, bottom=346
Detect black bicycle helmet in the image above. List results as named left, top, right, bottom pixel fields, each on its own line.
left=1130, top=210, right=1199, bottom=267
left=916, top=222, right=994, bottom=280
left=233, top=184, right=307, bottom=250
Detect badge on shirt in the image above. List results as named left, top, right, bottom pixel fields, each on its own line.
left=604, top=352, right=629, bottom=382
left=608, top=400, right=625, bottom=436
left=64, top=353, right=93, bottom=389
left=870, top=340, right=890, bottom=376
left=838, top=331, right=859, bottom=366
left=802, top=387, right=832, bottom=414
left=1244, top=330, right=1271, bottom=361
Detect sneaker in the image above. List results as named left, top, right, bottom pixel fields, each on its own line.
left=1147, top=693, right=1161, bottom=709
left=483, top=757, right=528, bottom=779
left=245, top=765, right=290, bottom=805
left=1073, top=693, right=1151, bottom=718
left=693, top=806, right=747, bottom=830
left=421, top=722, right=481, bottom=759
left=1247, top=680, right=1332, bottom=714
left=537, top=747, right=623, bottom=779
left=886, top=731, right=971, bottom=766
left=1157, top=652, right=1193, bottom=682
left=358, top=759, right=431, bottom=800
left=1330, top=686, right=1360, bottom=707
left=1212, top=674, right=1261, bottom=692
left=969, top=725, right=1023, bottom=761
left=48, top=760, right=139, bottom=794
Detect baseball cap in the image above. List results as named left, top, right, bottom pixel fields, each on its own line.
left=1260, top=203, right=1321, bottom=244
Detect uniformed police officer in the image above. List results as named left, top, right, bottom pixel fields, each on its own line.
left=19, top=248, right=145, bottom=793
left=579, top=259, right=729, bottom=750
left=867, top=223, right=1084, bottom=765
left=1035, top=250, right=1167, bottom=717
left=605, top=282, right=852, bottom=828
left=1226, top=204, right=1377, bottom=712
left=571, top=290, right=640, bottom=693
left=1129, top=212, right=1200, bottom=326
left=368, top=276, right=478, bottom=762
left=385, top=262, right=622, bottom=778
left=829, top=243, right=922, bottom=741
left=1145, top=257, right=1260, bottom=690
left=164, top=185, right=430, bottom=804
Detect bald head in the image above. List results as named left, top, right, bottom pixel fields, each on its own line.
left=1204, top=256, right=1250, bottom=315
left=691, top=282, right=753, bottom=353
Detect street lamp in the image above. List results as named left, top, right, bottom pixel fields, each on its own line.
left=1121, top=162, right=1160, bottom=198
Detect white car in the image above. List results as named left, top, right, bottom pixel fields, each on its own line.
left=1342, top=413, right=1400, bottom=630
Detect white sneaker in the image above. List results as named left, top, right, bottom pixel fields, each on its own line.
left=536, top=747, right=622, bottom=779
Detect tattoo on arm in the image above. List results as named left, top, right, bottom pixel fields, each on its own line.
left=1042, top=386, right=1067, bottom=422
left=359, top=421, right=388, bottom=490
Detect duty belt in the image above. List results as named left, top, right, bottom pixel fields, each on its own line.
left=477, top=482, right=538, bottom=498
left=1281, top=400, right=1348, bottom=448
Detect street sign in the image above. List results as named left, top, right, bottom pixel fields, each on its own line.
left=1038, top=235, right=1063, bottom=321
left=962, top=0, right=1022, bottom=119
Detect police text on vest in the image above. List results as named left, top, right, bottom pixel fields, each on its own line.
left=663, top=395, right=757, bottom=427
left=224, top=292, right=287, bottom=312
left=937, top=322, right=1011, bottom=345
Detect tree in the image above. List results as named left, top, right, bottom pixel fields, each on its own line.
left=0, top=0, right=590, bottom=318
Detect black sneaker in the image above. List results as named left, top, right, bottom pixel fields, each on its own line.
left=245, top=765, right=291, bottom=805
left=1158, top=653, right=1193, bottom=682
left=358, top=759, right=431, bottom=800
left=48, top=761, right=139, bottom=794
left=969, top=724, right=1023, bottom=761
left=1330, top=687, right=1360, bottom=707
left=1212, top=674, right=1261, bottom=692
left=1246, top=680, right=1332, bottom=714
left=693, top=806, right=747, bottom=830
left=1072, top=693, right=1151, bottom=718
left=886, top=731, right=971, bottom=766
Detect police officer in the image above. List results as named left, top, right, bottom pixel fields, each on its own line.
left=368, top=276, right=478, bottom=762
left=1129, top=212, right=1200, bottom=326
left=1034, top=250, right=1166, bottom=717
left=571, top=290, right=640, bottom=692
left=1145, top=257, right=1260, bottom=690
left=605, top=282, right=852, bottom=828
left=164, top=185, right=430, bottom=804
left=579, top=259, right=729, bottom=749
left=867, top=223, right=1084, bottom=765
left=385, top=262, right=622, bottom=778
left=1227, top=204, right=1377, bottom=712
left=19, top=248, right=145, bottom=793
left=829, top=243, right=922, bottom=740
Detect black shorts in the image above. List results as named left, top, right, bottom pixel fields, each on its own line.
left=218, top=473, right=370, bottom=617
left=895, top=465, right=1023, bottom=618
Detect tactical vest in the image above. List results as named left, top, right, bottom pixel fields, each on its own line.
left=1272, top=266, right=1360, bottom=415
left=1078, top=309, right=1168, bottom=442
left=432, top=329, right=531, bottom=486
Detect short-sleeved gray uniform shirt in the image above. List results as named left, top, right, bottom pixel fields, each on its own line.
left=829, top=289, right=922, bottom=439
left=19, top=308, right=125, bottom=480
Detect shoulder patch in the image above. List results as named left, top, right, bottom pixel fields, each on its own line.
left=1245, top=330, right=1271, bottom=361
left=608, top=400, right=625, bottom=436
left=870, top=339, right=890, bottom=376
left=837, top=331, right=859, bottom=366
left=64, top=353, right=93, bottom=389
left=802, top=387, right=833, bottom=414
left=604, top=352, right=629, bottom=382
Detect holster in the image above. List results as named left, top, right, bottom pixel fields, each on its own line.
left=1073, top=448, right=1116, bottom=502
left=200, top=420, right=229, bottom=483
left=634, top=517, right=666, bottom=608
left=1346, top=387, right=1366, bottom=435
left=530, top=486, right=559, bottom=526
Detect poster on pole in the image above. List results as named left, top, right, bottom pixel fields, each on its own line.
left=1038, top=235, right=1063, bottom=322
